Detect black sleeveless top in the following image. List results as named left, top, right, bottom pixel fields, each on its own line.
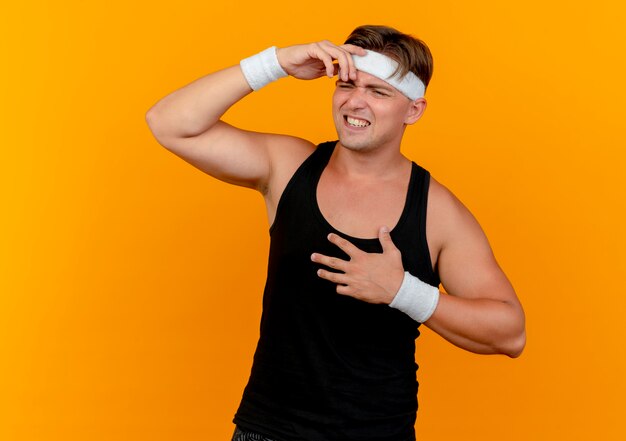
left=233, top=141, right=440, bottom=441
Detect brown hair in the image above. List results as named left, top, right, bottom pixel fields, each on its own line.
left=344, top=25, right=434, bottom=91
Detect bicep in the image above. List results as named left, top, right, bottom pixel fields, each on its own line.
left=154, top=120, right=308, bottom=192
left=436, top=190, right=519, bottom=307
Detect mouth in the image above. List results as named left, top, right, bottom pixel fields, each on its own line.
left=344, top=115, right=371, bottom=128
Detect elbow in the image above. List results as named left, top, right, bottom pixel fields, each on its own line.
left=145, top=109, right=160, bottom=133
left=486, top=310, right=526, bottom=358
left=145, top=109, right=158, bottom=134
left=145, top=109, right=170, bottom=146
left=500, top=301, right=526, bottom=358
left=502, top=328, right=526, bottom=359
left=146, top=99, right=164, bottom=123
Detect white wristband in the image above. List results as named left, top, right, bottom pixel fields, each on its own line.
left=389, top=271, right=440, bottom=323
left=239, top=46, right=288, bottom=91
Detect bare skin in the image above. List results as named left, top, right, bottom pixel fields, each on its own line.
left=145, top=39, right=526, bottom=358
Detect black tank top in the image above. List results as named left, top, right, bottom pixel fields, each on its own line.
left=233, top=141, right=440, bottom=441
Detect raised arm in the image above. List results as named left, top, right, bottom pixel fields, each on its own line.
left=144, top=62, right=292, bottom=194
left=144, top=42, right=366, bottom=196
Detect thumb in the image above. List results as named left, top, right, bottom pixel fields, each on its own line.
left=379, top=226, right=398, bottom=253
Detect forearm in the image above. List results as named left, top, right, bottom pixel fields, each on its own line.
left=424, top=294, right=526, bottom=358
left=145, top=65, right=252, bottom=139
left=145, top=41, right=366, bottom=140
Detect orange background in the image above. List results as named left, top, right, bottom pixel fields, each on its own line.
left=1, top=1, right=625, bottom=440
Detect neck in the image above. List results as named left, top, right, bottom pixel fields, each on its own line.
left=330, top=141, right=409, bottom=179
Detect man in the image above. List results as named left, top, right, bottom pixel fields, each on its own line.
left=146, top=25, right=525, bottom=441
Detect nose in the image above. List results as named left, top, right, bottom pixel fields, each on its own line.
left=344, top=86, right=367, bottom=109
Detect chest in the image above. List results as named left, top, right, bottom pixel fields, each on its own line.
left=316, top=169, right=409, bottom=240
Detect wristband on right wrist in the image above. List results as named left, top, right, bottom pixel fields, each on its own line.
left=388, top=271, right=440, bottom=323
left=239, top=46, right=288, bottom=91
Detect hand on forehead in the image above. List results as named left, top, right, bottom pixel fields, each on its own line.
left=346, top=50, right=425, bottom=100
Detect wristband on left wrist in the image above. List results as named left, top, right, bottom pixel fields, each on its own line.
left=239, top=46, right=288, bottom=91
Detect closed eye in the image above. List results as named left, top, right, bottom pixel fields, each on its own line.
left=336, top=81, right=355, bottom=89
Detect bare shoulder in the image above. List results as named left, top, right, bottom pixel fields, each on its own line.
left=428, top=176, right=486, bottom=249
left=427, top=175, right=515, bottom=301
left=427, top=175, right=484, bottom=237
left=263, top=135, right=317, bottom=223
left=426, top=175, right=493, bottom=273
left=265, top=134, right=316, bottom=193
left=266, top=134, right=317, bottom=170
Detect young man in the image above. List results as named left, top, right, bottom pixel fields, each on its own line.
left=146, top=25, right=526, bottom=441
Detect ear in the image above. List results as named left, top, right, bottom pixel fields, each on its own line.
left=404, top=98, right=427, bottom=125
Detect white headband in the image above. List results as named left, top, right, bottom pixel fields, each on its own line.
left=350, top=50, right=425, bottom=100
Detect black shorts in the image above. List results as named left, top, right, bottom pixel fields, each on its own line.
left=231, top=426, right=279, bottom=441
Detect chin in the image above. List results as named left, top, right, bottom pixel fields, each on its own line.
left=343, top=143, right=376, bottom=153
left=336, top=131, right=377, bottom=152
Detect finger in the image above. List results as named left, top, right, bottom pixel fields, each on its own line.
left=333, top=61, right=351, bottom=80
left=312, top=42, right=337, bottom=78
left=331, top=46, right=357, bottom=82
left=339, top=44, right=365, bottom=80
left=378, top=226, right=399, bottom=254
left=333, top=49, right=353, bottom=82
left=317, top=268, right=349, bottom=285
left=327, top=233, right=360, bottom=258
left=341, top=43, right=368, bottom=56
left=318, top=51, right=336, bottom=78
left=311, top=252, right=349, bottom=272
left=336, top=284, right=355, bottom=296
left=320, top=41, right=356, bottom=81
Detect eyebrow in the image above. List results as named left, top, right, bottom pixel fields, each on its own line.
left=336, top=79, right=395, bottom=93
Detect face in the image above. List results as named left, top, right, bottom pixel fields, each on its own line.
left=332, top=70, right=424, bottom=153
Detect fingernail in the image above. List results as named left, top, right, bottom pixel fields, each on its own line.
left=381, top=226, right=389, bottom=233
left=311, top=253, right=316, bottom=260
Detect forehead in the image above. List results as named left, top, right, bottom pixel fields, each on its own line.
left=356, top=70, right=395, bottom=89
left=339, top=70, right=396, bottom=90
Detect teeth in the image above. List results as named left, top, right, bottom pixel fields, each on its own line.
left=346, top=116, right=370, bottom=127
